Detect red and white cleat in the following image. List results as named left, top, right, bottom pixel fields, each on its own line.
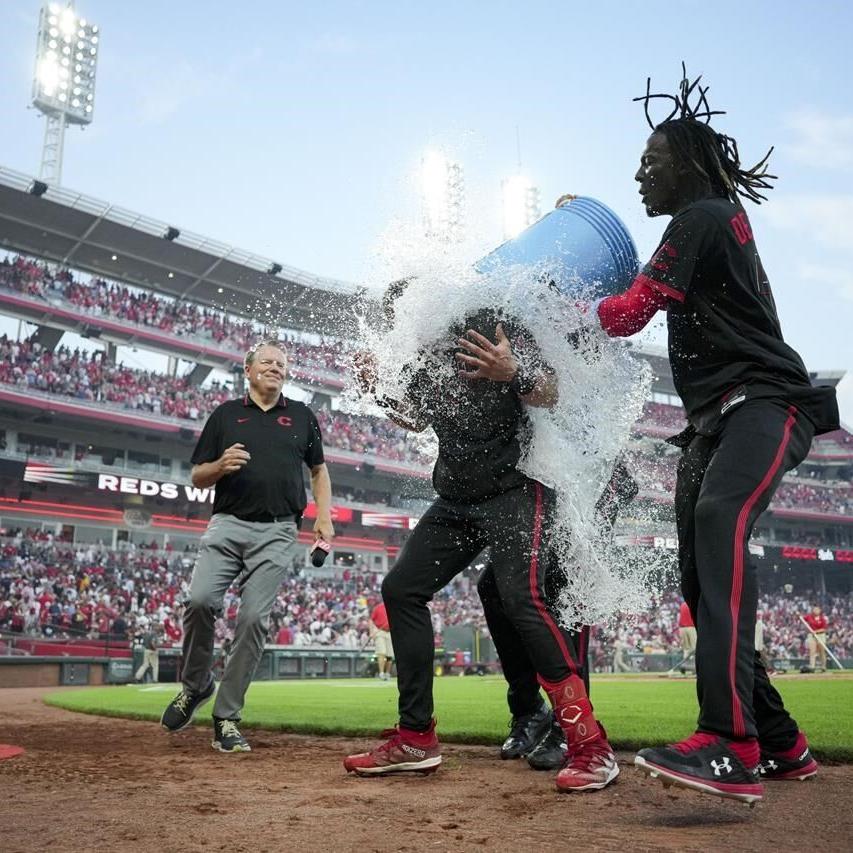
left=344, top=721, right=441, bottom=777
left=555, top=737, right=620, bottom=792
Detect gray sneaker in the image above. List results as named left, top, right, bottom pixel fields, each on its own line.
left=160, top=679, right=215, bottom=732
left=212, top=717, right=252, bottom=753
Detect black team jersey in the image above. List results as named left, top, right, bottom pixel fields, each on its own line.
left=404, top=309, right=549, bottom=503
left=191, top=394, right=325, bottom=521
left=638, top=197, right=838, bottom=435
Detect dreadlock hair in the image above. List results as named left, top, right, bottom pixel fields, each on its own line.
left=634, top=62, right=777, bottom=205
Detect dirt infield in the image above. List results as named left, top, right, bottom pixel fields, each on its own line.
left=1, top=688, right=851, bottom=853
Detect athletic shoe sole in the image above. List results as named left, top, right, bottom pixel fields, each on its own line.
left=762, top=762, right=818, bottom=781
left=160, top=685, right=215, bottom=733
left=350, top=756, right=442, bottom=776
left=211, top=741, right=252, bottom=754
left=556, top=762, right=620, bottom=792
left=634, top=755, right=763, bottom=806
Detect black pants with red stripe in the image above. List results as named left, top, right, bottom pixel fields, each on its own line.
left=477, top=459, right=635, bottom=716
left=382, top=478, right=586, bottom=731
left=676, top=399, right=813, bottom=746
left=478, top=557, right=589, bottom=717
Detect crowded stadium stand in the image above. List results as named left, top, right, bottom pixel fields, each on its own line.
left=0, top=166, right=850, bottom=685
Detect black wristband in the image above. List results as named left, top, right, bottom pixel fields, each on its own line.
left=375, top=395, right=400, bottom=411
left=509, top=368, right=537, bottom=397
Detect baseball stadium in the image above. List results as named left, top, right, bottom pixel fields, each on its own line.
left=1, top=3, right=852, bottom=852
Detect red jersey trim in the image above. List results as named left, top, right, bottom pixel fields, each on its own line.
left=636, top=272, right=686, bottom=304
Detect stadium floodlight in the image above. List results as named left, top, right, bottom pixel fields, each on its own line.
left=421, top=150, right=465, bottom=242
left=502, top=175, right=541, bottom=240
left=31, top=2, right=100, bottom=186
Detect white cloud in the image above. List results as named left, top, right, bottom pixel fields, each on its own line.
left=783, top=110, right=853, bottom=170
left=763, top=194, right=853, bottom=251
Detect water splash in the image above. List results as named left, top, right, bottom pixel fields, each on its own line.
left=347, top=226, right=668, bottom=627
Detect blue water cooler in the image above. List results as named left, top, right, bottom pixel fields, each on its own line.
left=476, top=196, right=639, bottom=299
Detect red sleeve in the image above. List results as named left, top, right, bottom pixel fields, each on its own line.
left=596, top=276, right=670, bottom=337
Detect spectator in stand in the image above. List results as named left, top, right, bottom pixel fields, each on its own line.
left=0, top=335, right=232, bottom=422
left=803, top=605, right=828, bottom=671
left=111, top=611, right=128, bottom=641
left=0, top=334, right=433, bottom=468
left=275, top=623, right=294, bottom=645
left=0, top=252, right=353, bottom=374
left=2, top=529, right=852, bottom=667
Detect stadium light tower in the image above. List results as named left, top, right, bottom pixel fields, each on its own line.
left=501, top=174, right=541, bottom=240
left=32, top=2, right=100, bottom=186
left=421, top=150, right=465, bottom=242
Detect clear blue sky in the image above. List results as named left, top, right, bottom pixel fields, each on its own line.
left=2, top=1, right=852, bottom=421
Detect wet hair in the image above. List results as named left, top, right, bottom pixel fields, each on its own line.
left=381, top=278, right=411, bottom=321
left=244, top=339, right=286, bottom=369
left=634, top=62, right=776, bottom=204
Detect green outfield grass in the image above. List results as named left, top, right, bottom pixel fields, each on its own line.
left=45, top=673, right=853, bottom=761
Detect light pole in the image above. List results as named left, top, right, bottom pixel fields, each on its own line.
left=32, top=2, right=100, bottom=186
left=501, top=175, right=541, bottom=240
left=421, top=150, right=465, bottom=243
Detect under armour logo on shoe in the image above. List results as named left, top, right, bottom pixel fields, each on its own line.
left=760, top=759, right=778, bottom=774
left=710, top=757, right=732, bottom=776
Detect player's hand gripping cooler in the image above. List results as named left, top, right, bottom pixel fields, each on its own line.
left=475, top=195, right=640, bottom=300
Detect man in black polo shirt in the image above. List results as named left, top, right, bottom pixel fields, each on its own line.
left=586, top=73, right=838, bottom=803
left=161, top=340, right=333, bottom=752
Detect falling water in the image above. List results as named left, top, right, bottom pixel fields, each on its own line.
left=343, top=219, right=669, bottom=628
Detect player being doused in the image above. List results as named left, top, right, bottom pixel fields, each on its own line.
left=343, top=277, right=620, bottom=793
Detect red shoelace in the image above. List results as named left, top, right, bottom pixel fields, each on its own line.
left=671, top=732, right=719, bottom=754
left=374, top=728, right=402, bottom=754
left=568, top=738, right=612, bottom=771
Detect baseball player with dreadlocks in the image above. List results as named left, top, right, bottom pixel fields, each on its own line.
left=577, top=66, right=839, bottom=805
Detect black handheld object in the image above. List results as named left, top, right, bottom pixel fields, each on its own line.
left=311, top=539, right=331, bottom=567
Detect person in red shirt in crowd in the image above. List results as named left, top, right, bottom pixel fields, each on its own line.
left=369, top=601, right=394, bottom=681
left=276, top=623, right=294, bottom=646
left=677, top=600, right=697, bottom=667
left=803, top=605, right=828, bottom=671
left=163, top=613, right=182, bottom=646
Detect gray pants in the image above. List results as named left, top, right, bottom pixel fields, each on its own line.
left=135, top=648, right=159, bottom=683
left=181, top=513, right=297, bottom=720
